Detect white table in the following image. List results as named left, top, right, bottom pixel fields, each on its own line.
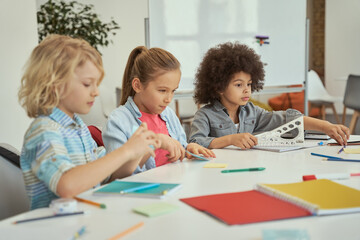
left=1, top=144, right=360, bottom=240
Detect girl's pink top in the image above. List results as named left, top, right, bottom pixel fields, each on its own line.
left=139, top=111, right=170, bottom=167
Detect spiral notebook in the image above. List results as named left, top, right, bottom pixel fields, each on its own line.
left=256, top=179, right=360, bottom=215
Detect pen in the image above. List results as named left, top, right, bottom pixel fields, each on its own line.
left=221, top=167, right=265, bottom=173
left=70, top=225, right=86, bottom=240
left=13, top=211, right=85, bottom=224
left=120, top=183, right=160, bottom=194
left=74, top=196, right=106, bottom=209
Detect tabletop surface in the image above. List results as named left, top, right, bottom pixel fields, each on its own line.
left=1, top=140, right=360, bottom=240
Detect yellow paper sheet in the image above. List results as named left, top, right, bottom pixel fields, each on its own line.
left=344, top=148, right=360, bottom=154
left=203, top=163, right=228, bottom=168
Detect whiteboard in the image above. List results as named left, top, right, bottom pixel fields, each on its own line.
left=149, top=0, right=307, bottom=90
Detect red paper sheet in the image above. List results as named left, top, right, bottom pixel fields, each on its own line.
left=180, top=190, right=312, bottom=225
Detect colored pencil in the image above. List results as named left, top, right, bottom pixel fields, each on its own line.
left=13, top=211, right=84, bottom=224
left=74, top=196, right=106, bottom=209
left=108, top=222, right=144, bottom=240
left=325, top=158, right=360, bottom=163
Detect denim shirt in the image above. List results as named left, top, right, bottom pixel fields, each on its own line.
left=102, top=96, right=187, bottom=173
left=189, top=100, right=302, bottom=148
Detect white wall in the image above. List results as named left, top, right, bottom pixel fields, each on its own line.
left=325, top=0, right=360, bottom=113
left=0, top=0, right=38, bottom=150
left=36, top=0, right=149, bottom=127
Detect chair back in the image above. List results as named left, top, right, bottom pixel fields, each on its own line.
left=88, top=125, right=104, bottom=147
left=344, top=74, right=360, bottom=111
left=307, top=70, right=333, bottom=102
left=0, top=145, right=30, bottom=220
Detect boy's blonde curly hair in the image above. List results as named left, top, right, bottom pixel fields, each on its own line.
left=18, top=34, right=104, bottom=118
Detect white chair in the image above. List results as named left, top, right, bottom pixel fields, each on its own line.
left=307, top=70, right=341, bottom=123
left=0, top=143, right=30, bottom=220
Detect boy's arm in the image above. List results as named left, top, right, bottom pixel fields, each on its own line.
left=253, top=106, right=302, bottom=133
left=208, top=135, right=233, bottom=148
left=58, top=125, right=159, bottom=197
left=303, top=116, right=350, bottom=145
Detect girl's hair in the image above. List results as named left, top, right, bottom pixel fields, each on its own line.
left=120, top=46, right=180, bottom=105
left=194, top=42, right=265, bottom=105
left=18, top=34, right=104, bottom=118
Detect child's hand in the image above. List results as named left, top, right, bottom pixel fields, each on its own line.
left=186, top=143, right=216, bottom=159
left=125, top=123, right=161, bottom=160
left=322, top=122, right=350, bottom=146
left=157, top=134, right=185, bottom=162
left=230, top=133, right=258, bottom=149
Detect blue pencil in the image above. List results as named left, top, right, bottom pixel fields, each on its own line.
left=326, top=158, right=360, bottom=163
left=120, top=183, right=160, bottom=194
left=310, top=152, right=343, bottom=160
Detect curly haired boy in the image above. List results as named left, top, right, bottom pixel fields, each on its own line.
left=189, top=42, right=349, bottom=149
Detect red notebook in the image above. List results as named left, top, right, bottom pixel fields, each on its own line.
left=180, top=190, right=312, bottom=225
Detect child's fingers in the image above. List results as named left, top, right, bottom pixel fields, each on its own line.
left=198, top=148, right=210, bottom=157
left=179, top=147, right=185, bottom=160
left=153, top=139, right=161, bottom=149
left=134, top=122, right=148, bottom=135
left=204, top=148, right=216, bottom=158
left=341, top=125, right=350, bottom=140
left=250, top=135, right=258, bottom=145
left=207, top=149, right=216, bottom=158
left=141, top=130, right=157, bottom=141
left=331, top=133, right=345, bottom=146
left=335, top=127, right=348, bottom=146
left=148, top=147, right=156, bottom=158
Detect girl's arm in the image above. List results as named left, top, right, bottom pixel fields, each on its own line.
left=304, top=116, right=350, bottom=145
left=186, top=143, right=216, bottom=158
left=57, top=125, right=160, bottom=198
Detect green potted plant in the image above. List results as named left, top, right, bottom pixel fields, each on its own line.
left=37, top=0, right=120, bottom=53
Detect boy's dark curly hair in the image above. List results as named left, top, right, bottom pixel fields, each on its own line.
left=194, top=42, right=265, bottom=104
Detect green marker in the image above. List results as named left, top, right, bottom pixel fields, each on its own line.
left=221, top=167, right=265, bottom=173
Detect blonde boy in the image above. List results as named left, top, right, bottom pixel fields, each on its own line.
left=18, top=35, right=159, bottom=209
